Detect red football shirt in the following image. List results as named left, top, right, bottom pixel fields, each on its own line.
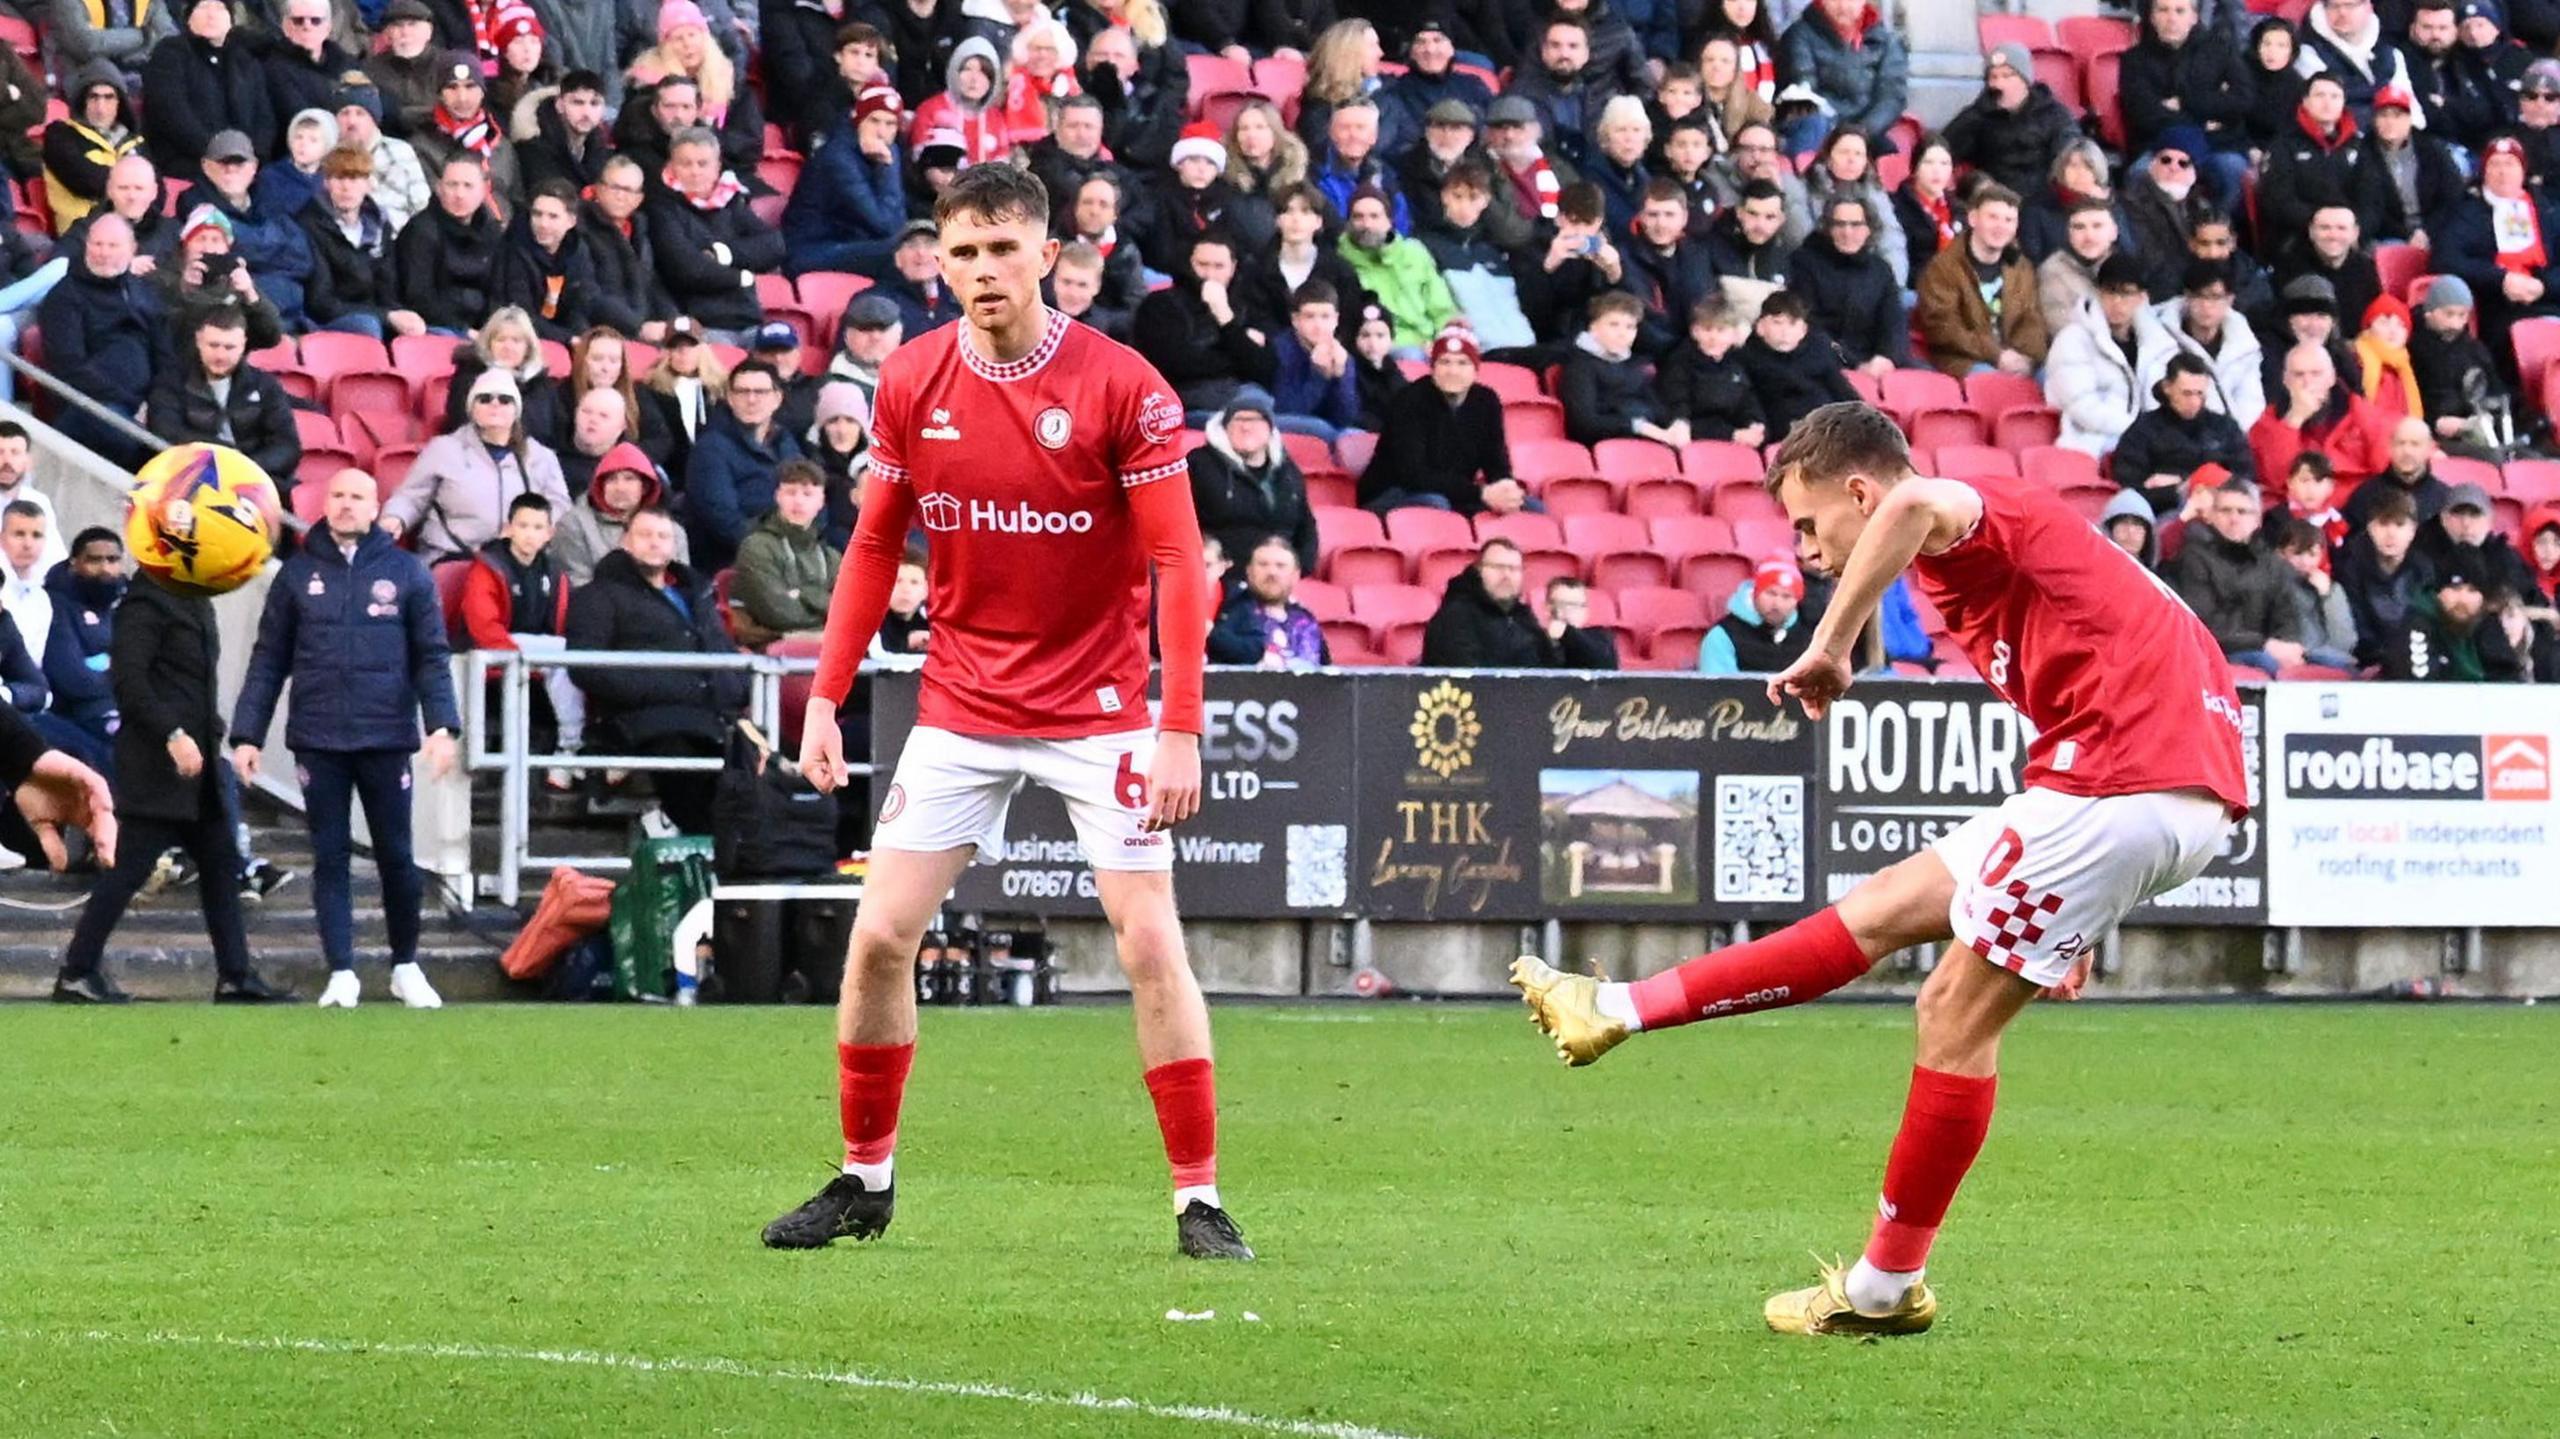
left=1911, top=473, right=2251, bottom=813
left=813, top=308, right=1203, bottom=738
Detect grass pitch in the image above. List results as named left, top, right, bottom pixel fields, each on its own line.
left=1, top=1000, right=2551, bottom=1437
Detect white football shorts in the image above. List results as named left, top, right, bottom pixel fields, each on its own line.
left=871, top=725, right=1173, bottom=871
left=1930, top=786, right=2237, bottom=987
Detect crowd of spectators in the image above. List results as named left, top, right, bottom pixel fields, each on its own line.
left=0, top=0, right=2555, bottom=826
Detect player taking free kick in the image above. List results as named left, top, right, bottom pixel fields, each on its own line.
left=1512, top=402, right=2248, bottom=1335
left=762, top=166, right=1248, bottom=1260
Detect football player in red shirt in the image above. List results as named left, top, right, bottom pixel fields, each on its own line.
left=1514, top=402, right=2248, bottom=1336
left=762, top=166, right=1249, bottom=1260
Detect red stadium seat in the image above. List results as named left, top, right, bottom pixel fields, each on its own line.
left=1320, top=619, right=1377, bottom=664
left=1648, top=625, right=1710, bottom=668
left=250, top=339, right=298, bottom=372
left=755, top=155, right=802, bottom=198
left=274, top=368, right=321, bottom=403
left=1415, top=546, right=1477, bottom=591
left=1710, top=479, right=1786, bottom=525
left=1477, top=361, right=1544, bottom=403
left=1314, top=505, right=1387, bottom=557
left=1502, top=397, right=1568, bottom=441
left=343, top=407, right=420, bottom=458
left=290, top=478, right=330, bottom=527
left=1909, top=407, right=1985, bottom=452
left=1590, top=549, right=1671, bottom=593
left=1844, top=368, right=1883, bottom=405
left=371, top=443, right=421, bottom=492
left=2086, top=51, right=2126, bottom=149
left=1185, top=52, right=1251, bottom=101
left=1593, top=437, right=1680, bottom=483
left=2057, top=15, right=2135, bottom=62
left=2030, top=48, right=2082, bottom=110
left=1521, top=547, right=1583, bottom=595
left=1326, top=543, right=1406, bottom=588
left=756, top=270, right=801, bottom=313
left=1728, top=517, right=1795, bottom=559
left=298, top=331, right=390, bottom=382
left=795, top=270, right=872, bottom=330
left=1280, top=431, right=1336, bottom=476
left=1306, top=473, right=1357, bottom=509
left=1475, top=511, right=1562, bottom=549
left=2502, top=459, right=2560, bottom=503
left=296, top=445, right=360, bottom=493
left=1511, top=438, right=1597, bottom=484
left=1351, top=583, right=1438, bottom=627
left=1386, top=506, right=1474, bottom=551
left=2516, top=317, right=2560, bottom=413
left=2276, top=663, right=2355, bottom=682
left=1962, top=370, right=2043, bottom=421
left=1624, top=476, right=1704, bottom=521
left=1335, top=430, right=1378, bottom=476
left=420, top=371, right=454, bottom=423
left=1562, top=512, right=1647, bottom=554
left=1681, top=440, right=1764, bottom=485
left=747, top=192, right=787, bottom=229
left=1295, top=578, right=1349, bottom=622
left=2373, top=243, right=2430, bottom=304
left=2058, top=480, right=2119, bottom=522
left=431, top=557, right=473, bottom=621
left=1880, top=368, right=1964, bottom=420
left=1615, top=587, right=1710, bottom=642
left=330, top=370, right=414, bottom=420
left=1936, top=443, right=2018, bottom=479
left=2435, top=454, right=2501, bottom=496
left=1678, top=552, right=1750, bottom=599
left=392, top=333, right=459, bottom=375
left=770, top=636, right=824, bottom=748
left=1538, top=477, right=1617, bottom=516
left=1650, top=514, right=1734, bottom=558
left=1977, top=15, right=2054, bottom=51
left=540, top=339, right=573, bottom=377
left=1250, top=54, right=1306, bottom=102
left=293, top=409, right=341, bottom=451
left=1193, top=88, right=1264, bottom=130
left=2020, top=445, right=2101, bottom=487
left=1992, top=407, right=2062, bottom=453
left=1377, top=620, right=1427, bottom=665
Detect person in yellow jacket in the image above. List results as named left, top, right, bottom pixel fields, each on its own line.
left=42, top=63, right=145, bottom=234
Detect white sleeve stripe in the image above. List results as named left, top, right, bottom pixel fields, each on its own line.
left=1119, top=458, right=1187, bottom=488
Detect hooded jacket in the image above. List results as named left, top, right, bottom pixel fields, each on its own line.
left=1419, top=564, right=1558, bottom=669
left=910, top=37, right=1014, bottom=166
left=553, top=441, right=687, bottom=583
left=455, top=534, right=572, bottom=651
left=2167, top=523, right=2299, bottom=655
left=387, top=425, right=574, bottom=564
left=2140, top=298, right=2269, bottom=429
left=40, top=62, right=143, bottom=231
left=1917, top=233, right=2049, bottom=377
left=2298, top=0, right=2420, bottom=124
left=37, top=562, right=119, bottom=732
left=2258, top=105, right=2390, bottom=243
left=516, top=90, right=616, bottom=195
left=730, top=504, right=840, bottom=638
left=232, top=526, right=461, bottom=754
left=2528, top=504, right=2560, bottom=602
left=2045, top=293, right=2180, bottom=456
left=561, top=547, right=742, bottom=747
left=1777, top=2, right=1907, bottom=140
left=2098, top=486, right=2163, bottom=567
left=140, top=30, right=275, bottom=172
left=1187, top=412, right=1317, bottom=578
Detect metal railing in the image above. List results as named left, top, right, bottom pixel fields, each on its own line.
left=463, top=647, right=882, bottom=904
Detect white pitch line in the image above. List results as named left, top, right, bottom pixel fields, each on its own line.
left=14, top=1327, right=1440, bottom=1439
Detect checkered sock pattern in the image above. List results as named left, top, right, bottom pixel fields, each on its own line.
left=1627, top=906, right=1873, bottom=1031
left=838, top=1042, right=914, bottom=1169
left=1864, top=1066, right=1999, bottom=1273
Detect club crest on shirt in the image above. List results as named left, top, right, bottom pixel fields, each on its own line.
left=1136, top=389, right=1181, bottom=445
left=1034, top=406, right=1073, bottom=449
left=921, top=406, right=962, bottom=441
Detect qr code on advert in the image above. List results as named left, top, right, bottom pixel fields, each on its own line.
left=1286, top=824, right=1348, bottom=908
left=1713, top=776, right=1804, bottom=903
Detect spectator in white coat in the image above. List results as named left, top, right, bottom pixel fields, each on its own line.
left=2139, top=259, right=2268, bottom=431
left=2047, top=255, right=2178, bottom=458
left=384, top=369, right=574, bottom=565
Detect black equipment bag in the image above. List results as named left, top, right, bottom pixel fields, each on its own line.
left=712, top=720, right=840, bottom=878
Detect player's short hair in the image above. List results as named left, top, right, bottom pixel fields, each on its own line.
left=934, top=162, right=1051, bottom=231
left=1291, top=278, right=1339, bottom=311
left=1586, top=290, right=1643, bottom=325
left=2287, top=451, right=2335, bottom=482
left=506, top=492, right=552, bottom=518
left=1769, top=401, right=1912, bottom=496
left=2364, top=488, right=2418, bottom=525
left=2274, top=518, right=2325, bottom=553
left=1556, top=181, right=1604, bottom=226
left=775, top=458, right=825, bottom=489
left=72, top=525, right=122, bottom=554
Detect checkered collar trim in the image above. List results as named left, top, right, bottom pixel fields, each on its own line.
left=958, top=306, right=1069, bottom=384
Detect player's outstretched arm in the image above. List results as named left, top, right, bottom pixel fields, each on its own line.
left=803, top=476, right=920, bottom=792
left=1770, top=477, right=1982, bottom=720
left=1128, top=467, right=1207, bottom=831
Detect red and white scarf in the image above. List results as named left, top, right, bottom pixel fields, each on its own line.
left=1504, top=153, right=1560, bottom=222
left=436, top=104, right=500, bottom=158
left=2492, top=191, right=2547, bottom=274
left=670, top=165, right=749, bottom=211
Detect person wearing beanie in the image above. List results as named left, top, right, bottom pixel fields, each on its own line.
left=2354, top=293, right=2423, bottom=422
left=327, top=76, right=430, bottom=233
left=1943, top=42, right=2079, bottom=200
left=262, top=0, right=358, bottom=151
left=253, top=107, right=341, bottom=220
left=1379, top=20, right=1496, bottom=148
left=41, top=64, right=144, bottom=235
left=2118, top=129, right=2216, bottom=300
left=488, top=5, right=562, bottom=128
left=2354, top=85, right=2466, bottom=249
left=2259, top=270, right=2361, bottom=405
left=2463, top=6, right=2539, bottom=118
left=389, top=364, right=576, bottom=564
left=553, top=440, right=685, bottom=584
left=2436, top=132, right=2560, bottom=363
left=1188, top=385, right=1319, bottom=580
left=1338, top=184, right=1459, bottom=352
left=140, top=0, right=276, bottom=176
left=412, top=50, right=527, bottom=215
left=2047, top=253, right=2178, bottom=458
left=2403, top=0, right=2504, bottom=149
left=806, top=379, right=872, bottom=551
left=1698, top=557, right=1811, bottom=675
left=625, top=0, right=764, bottom=176
left=2408, top=272, right=2515, bottom=455
left=1360, top=324, right=1521, bottom=516
left=783, top=83, right=908, bottom=276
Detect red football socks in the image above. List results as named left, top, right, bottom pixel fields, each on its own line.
left=838, top=1041, right=915, bottom=1169
left=1864, top=1066, right=1999, bottom=1273
left=1626, top=906, right=1874, bottom=1031
left=1142, top=1057, right=1219, bottom=1190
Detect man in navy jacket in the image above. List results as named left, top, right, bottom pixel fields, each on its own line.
left=231, top=468, right=461, bottom=1012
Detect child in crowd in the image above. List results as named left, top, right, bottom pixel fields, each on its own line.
left=1658, top=298, right=1764, bottom=445
left=729, top=460, right=839, bottom=648
left=1271, top=280, right=1363, bottom=437
left=870, top=551, right=930, bottom=659
left=454, top=493, right=583, bottom=785
left=2273, top=518, right=2360, bottom=669
left=1739, top=290, right=1856, bottom=442
left=2267, top=451, right=2348, bottom=564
